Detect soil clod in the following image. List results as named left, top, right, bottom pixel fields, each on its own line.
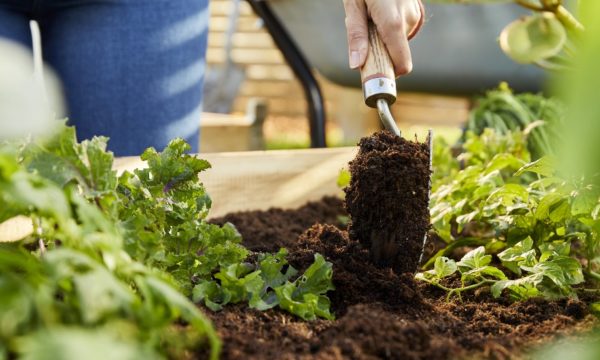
left=344, top=131, right=431, bottom=273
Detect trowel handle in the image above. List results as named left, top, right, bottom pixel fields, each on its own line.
left=360, top=21, right=397, bottom=109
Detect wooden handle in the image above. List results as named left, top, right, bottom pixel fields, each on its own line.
left=360, top=21, right=395, bottom=83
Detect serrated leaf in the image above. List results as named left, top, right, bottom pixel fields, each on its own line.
left=192, top=281, right=224, bottom=311
left=457, top=246, right=491, bottom=272
left=274, top=282, right=334, bottom=321
left=491, top=273, right=543, bottom=299
left=536, top=192, right=569, bottom=222
left=294, top=254, right=335, bottom=296
left=480, top=266, right=507, bottom=280
left=498, top=237, right=536, bottom=274
left=258, top=248, right=298, bottom=289
left=433, top=257, right=457, bottom=278
left=515, top=156, right=557, bottom=177
left=484, top=153, right=524, bottom=174
left=549, top=199, right=571, bottom=223
left=572, top=187, right=600, bottom=216
left=487, top=183, right=529, bottom=206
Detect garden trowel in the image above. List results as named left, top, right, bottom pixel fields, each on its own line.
left=359, top=20, right=433, bottom=267
left=360, top=20, right=402, bottom=137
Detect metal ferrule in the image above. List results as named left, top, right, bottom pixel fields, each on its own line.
left=363, top=77, right=397, bottom=108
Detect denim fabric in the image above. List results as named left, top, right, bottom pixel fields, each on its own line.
left=0, top=0, right=209, bottom=155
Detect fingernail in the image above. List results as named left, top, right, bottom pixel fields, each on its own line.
left=350, top=51, right=360, bottom=69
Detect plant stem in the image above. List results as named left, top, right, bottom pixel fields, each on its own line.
left=555, top=5, right=584, bottom=34
left=584, top=269, right=600, bottom=282
left=515, top=0, right=544, bottom=11
left=579, top=288, right=600, bottom=293
left=424, top=279, right=497, bottom=302
left=514, top=1, right=584, bottom=34
left=534, top=59, right=570, bottom=71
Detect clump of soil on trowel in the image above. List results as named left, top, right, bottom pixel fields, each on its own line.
left=345, top=130, right=431, bottom=273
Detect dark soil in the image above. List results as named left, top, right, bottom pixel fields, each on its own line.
left=211, top=196, right=346, bottom=252
left=345, top=131, right=431, bottom=273
left=199, top=132, right=596, bottom=359
left=200, top=201, right=597, bottom=360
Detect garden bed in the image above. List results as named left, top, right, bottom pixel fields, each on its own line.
left=208, top=197, right=597, bottom=359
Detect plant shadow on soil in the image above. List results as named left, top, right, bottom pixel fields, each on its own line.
left=207, top=132, right=596, bottom=360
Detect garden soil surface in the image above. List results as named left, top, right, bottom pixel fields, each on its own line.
left=208, top=197, right=597, bottom=360
left=204, top=130, right=596, bottom=359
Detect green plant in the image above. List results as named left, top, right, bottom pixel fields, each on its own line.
left=466, top=82, right=565, bottom=160
left=421, top=128, right=600, bottom=301
left=192, top=250, right=335, bottom=321
left=0, top=128, right=220, bottom=359
left=114, top=137, right=335, bottom=320
left=0, top=123, right=336, bottom=359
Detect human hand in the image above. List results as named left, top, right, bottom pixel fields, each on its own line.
left=343, top=0, right=424, bottom=77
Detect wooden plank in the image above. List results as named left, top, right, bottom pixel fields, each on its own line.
left=392, top=102, right=468, bottom=127
left=0, top=148, right=357, bottom=240
left=244, top=65, right=295, bottom=81
left=201, top=112, right=254, bottom=127
left=206, top=48, right=285, bottom=65
left=208, top=33, right=275, bottom=49
left=239, top=81, right=302, bottom=98
left=209, top=17, right=263, bottom=33
left=115, top=147, right=357, bottom=218
left=209, top=0, right=254, bottom=16
left=233, top=97, right=308, bottom=117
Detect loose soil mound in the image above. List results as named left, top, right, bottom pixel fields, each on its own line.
left=211, top=196, right=345, bottom=252
left=200, top=201, right=597, bottom=360
left=345, top=131, right=431, bottom=273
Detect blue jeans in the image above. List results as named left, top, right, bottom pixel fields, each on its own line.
left=0, top=0, right=209, bottom=155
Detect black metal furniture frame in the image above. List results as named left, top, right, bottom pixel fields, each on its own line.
left=246, top=0, right=327, bottom=148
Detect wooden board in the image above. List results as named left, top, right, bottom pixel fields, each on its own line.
left=0, top=147, right=357, bottom=241
left=115, top=147, right=357, bottom=218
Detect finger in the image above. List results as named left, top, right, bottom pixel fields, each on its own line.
left=343, top=0, right=369, bottom=69
left=379, top=20, right=413, bottom=76
left=408, top=0, right=425, bottom=40
left=391, top=34, right=413, bottom=76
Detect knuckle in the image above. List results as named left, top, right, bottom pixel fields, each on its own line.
left=345, top=23, right=366, bottom=43
left=396, top=62, right=413, bottom=76
left=387, top=15, right=406, bottom=33
left=348, top=30, right=366, bottom=43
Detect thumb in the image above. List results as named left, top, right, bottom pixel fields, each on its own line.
left=343, top=0, right=368, bottom=69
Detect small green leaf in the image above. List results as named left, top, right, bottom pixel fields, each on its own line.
left=491, top=275, right=542, bottom=300
left=295, top=254, right=335, bottom=296
left=572, top=187, right=600, bottom=216
left=457, top=247, right=491, bottom=272
left=487, top=183, right=529, bottom=206
left=498, top=237, right=536, bottom=274
left=479, top=266, right=507, bottom=280
left=192, top=281, right=224, bottom=311
left=590, top=302, right=600, bottom=317
left=434, top=257, right=458, bottom=278
left=515, top=157, right=557, bottom=177
left=536, top=192, right=569, bottom=222
left=336, top=168, right=351, bottom=189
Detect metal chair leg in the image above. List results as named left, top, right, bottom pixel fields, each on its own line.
left=246, top=0, right=327, bottom=148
